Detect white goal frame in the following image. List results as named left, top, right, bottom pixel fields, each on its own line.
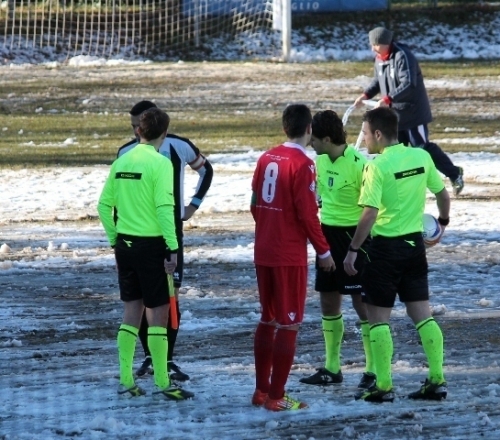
left=0, top=0, right=293, bottom=62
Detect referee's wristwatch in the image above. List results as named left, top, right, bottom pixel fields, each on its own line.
left=438, top=217, right=450, bottom=226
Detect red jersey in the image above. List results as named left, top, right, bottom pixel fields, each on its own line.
left=251, top=142, right=330, bottom=267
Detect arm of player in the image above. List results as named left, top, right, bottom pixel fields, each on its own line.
left=250, top=163, right=260, bottom=222
left=435, top=188, right=450, bottom=221
left=344, top=206, right=378, bottom=276
left=250, top=191, right=257, bottom=222
left=293, top=163, right=334, bottom=271
left=155, top=158, right=179, bottom=255
left=435, top=187, right=451, bottom=238
left=97, top=166, right=117, bottom=247
left=317, top=253, right=335, bottom=272
left=157, top=204, right=179, bottom=253
left=184, top=154, right=214, bottom=220
left=427, top=154, right=450, bottom=238
left=97, top=202, right=117, bottom=247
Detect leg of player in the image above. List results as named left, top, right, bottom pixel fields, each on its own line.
left=252, top=321, right=276, bottom=406
left=351, top=294, right=376, bottom=389
left=147, top=303, right=194, bottom=401
left=355, top=304, right=395, bottom=403
left=117, top=299, right=146, bottom=397
left=300, top=291, right=344, bottom=386
left=135, top=310, right=152, bottom=377
left=264, top=325, right=308, bottom=411
left=406, top=301, right=447, bottom=400
left=254, top=265, right=308, bottom=411
left=166, top=240, right=190, bottom=382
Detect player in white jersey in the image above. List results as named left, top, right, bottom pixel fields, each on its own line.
left=117, top=101, right=213, bottom=381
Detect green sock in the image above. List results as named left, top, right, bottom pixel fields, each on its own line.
left=360, top=320, right=375, bottom=375
left=148, top=326, right=169, bottom=390
left=322, top=314, right=343, bottom=373
left=370, top=323, right=393, bottom=391
left=416, top=317, right=445, bottom=384
left=117, top=324, right=139, bottom=388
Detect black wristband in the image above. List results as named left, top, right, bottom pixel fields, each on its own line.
left=437, top=217, right=450, bottom=226
left=348, top=245, right=359, bottom=253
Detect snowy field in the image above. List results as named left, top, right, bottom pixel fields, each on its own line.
left=1, top=150, right=500, bottom=439
left=2, top=11, right=500, bottom=437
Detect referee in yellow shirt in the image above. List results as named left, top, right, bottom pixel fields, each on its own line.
left=299, top=110, right=374, bottom=390
left=98, top=107, right=194, bottom=400
left=344, top=107, right=450, bottom=403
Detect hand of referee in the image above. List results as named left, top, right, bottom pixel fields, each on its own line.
left=318, top=254, right=335, bottom=272
left=343, top=251, right=358, bottom=276
left=164, top=253, right=178, bottom=274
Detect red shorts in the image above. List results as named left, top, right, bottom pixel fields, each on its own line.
left=255, top=265, right=308, bottom=327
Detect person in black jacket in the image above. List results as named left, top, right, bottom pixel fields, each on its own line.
left=354, top=27, right=464, bottom=196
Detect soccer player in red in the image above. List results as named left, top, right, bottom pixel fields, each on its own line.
left=250, top=104, right=335, bottom=411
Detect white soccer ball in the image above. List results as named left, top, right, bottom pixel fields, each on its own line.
left=422, top=213, right=442, bottom=247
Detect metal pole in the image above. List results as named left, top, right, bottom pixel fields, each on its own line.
left=194, top=0, right=200, bottom=48
left=282, top=0, right=291, bottom=62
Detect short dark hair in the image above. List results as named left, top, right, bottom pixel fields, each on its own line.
left=138, top=108, right=170, bottom=141
left=282, top=104, right=312, bottom=139
left=362, top=107, right=398, bottom=139
left=312, top=110, right=346, bottom=145
left=130, top=100, right=157, bottom=116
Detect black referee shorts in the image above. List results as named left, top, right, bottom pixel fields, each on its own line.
left=115, top=234, right=173, bottom=309
left=315, top=224, right=369, bottom=295
left=361, top=233, right=429, bottom=308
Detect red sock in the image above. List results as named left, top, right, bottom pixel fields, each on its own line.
left=254, top=323, right=275, bottom=393
left=268, top=328, right=298, bottom=400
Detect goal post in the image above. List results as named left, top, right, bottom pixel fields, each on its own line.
left=272, top=0, right=291, bottom=61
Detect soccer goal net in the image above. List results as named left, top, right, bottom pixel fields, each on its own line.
left=0, top=0, right=282, bottom=61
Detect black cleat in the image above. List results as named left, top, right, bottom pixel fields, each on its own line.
left=358, top=372, right=376, bottom=389
left=299, top=368, right=343, bottom=385
left=408, top=379, right=447, bottom=401
left=118, top=383, right=146, bottom=397
left=355, top=385, right=394, bottom=403
left=153, top=385, right=194, bottom=401
left=136, top=356, right=152, bottom=377
left=168, top=362, right=190, bottom=382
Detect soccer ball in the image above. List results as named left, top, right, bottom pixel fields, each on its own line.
left=422, top=213, right=443, bottom=247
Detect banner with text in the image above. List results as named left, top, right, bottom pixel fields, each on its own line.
left=183, top=1, right=388, bottom=16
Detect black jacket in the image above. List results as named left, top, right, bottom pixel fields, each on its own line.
left=364, top=42, right=433, bottom=131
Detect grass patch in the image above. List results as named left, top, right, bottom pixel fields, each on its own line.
left=0, top=111, right=287, bottom=166
left=1, top=61, right=499, bottom=167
